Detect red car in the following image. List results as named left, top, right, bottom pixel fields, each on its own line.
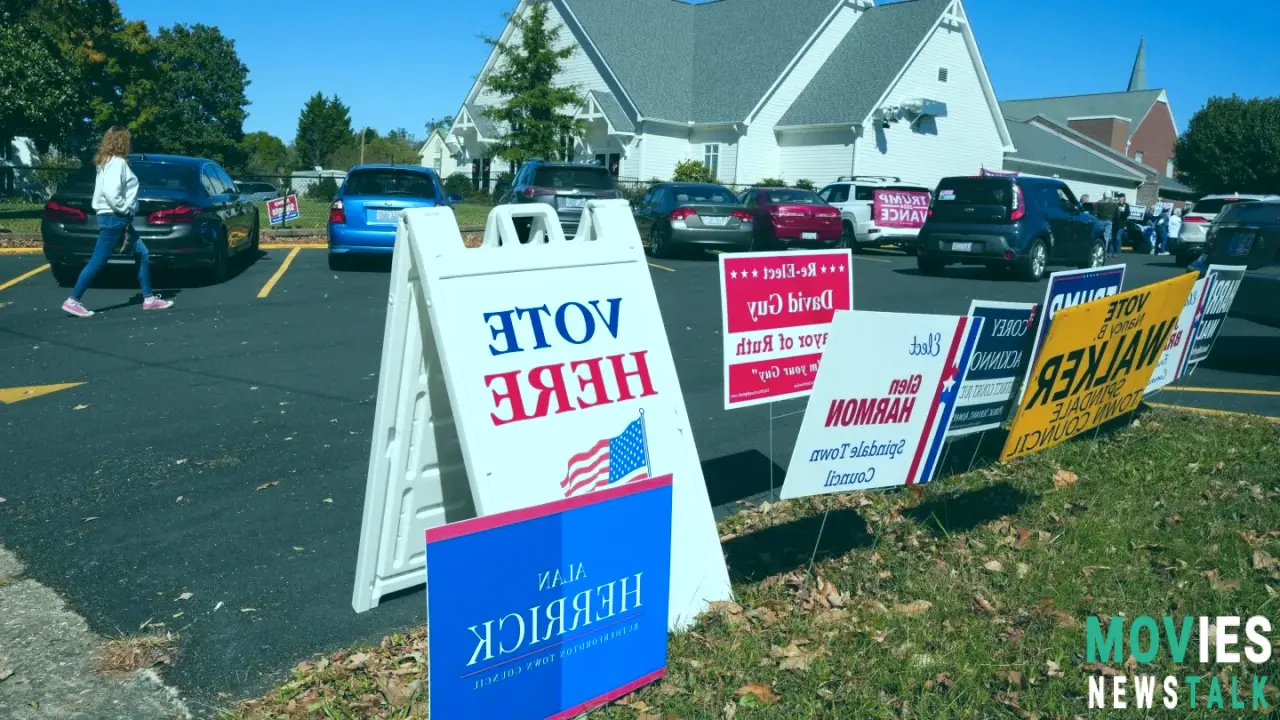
left=738, top=186, right=842, bottom=249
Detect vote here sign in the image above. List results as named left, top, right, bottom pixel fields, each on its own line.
left=1001, top=272, right=1196, bottom=462
left=781, top=310, right=982, bottom=499
left=719, top=249, right=853, bottom=408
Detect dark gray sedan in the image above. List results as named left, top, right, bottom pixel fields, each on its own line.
left=1196, top=199, right=1280, bottom=328
left=632, top=183, right=752, bottom=258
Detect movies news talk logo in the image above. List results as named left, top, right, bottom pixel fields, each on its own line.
left=1085, top=615, right=1274, bottom=710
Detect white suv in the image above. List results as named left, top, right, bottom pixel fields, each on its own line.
left=817, top=176, right=933, bottom=251
left=1175, top=193, right=1280, bottom=266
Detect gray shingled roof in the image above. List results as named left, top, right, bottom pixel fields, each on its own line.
left=561, top=0, right=837, bottom=124
left=778, top=0, right=950, bottom=128
left=1159, top=174, right=1194, bottom=193
left=589, top=90, right=634, bottom=133
left=999, top=90, right=1164, bottom=141
left=1004, top=118, right=1143, bottom=180
left=464, top=102, right=503, bottom=139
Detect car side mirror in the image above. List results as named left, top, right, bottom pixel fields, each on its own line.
left=447, top=193, right=464, bottom=205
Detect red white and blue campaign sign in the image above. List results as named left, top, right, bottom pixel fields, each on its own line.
left=1145, top=277, right=1211, bottom=394
left=782, top=311, right=982, bottom=499
left=266, top=194, right=299, bottom=225
left=1019, top=265, right=1126, bottom=402
left=1184, top=264, right=1247, bottom=375
left=947, top=301, right=1037, bottom=437
left=426, top=474, right=672, bottom=720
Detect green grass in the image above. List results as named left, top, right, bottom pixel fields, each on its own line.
left=0, top=198, right=493, bottom=234
left=225, top=406, right=1280, bottom=719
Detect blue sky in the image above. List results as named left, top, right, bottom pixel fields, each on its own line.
left=117, top=0, right=1278, bottom=144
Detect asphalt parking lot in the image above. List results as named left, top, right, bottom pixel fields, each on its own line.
left=1, top=243, right=1277, bottom=708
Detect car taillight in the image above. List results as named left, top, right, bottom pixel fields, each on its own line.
left=1183, top=216, right=1207, bottom=223
left=329, top=199, right=345, bottom=224
left=814, top=207, right=840, bottom=218
left=669, top=207, right=697, bottom=221
left=147, top=205, right=203, bottom=224
left=731, top=210, right=753, bottom=222
left=771, top=207, right=807, bottom=217
left=1009, top=185, right=1026, bottom=221
left=522, top=187, right=556, bottom=198
left=44, top=201, right=85, bottom=222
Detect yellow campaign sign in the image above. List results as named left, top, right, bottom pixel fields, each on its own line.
left=1001, top=272, right=1196, bottom=462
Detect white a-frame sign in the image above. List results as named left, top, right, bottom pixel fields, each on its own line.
left=351, top=200, right=732, bottom=630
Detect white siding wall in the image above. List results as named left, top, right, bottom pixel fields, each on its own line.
left=853, top=22, right=1004, bottom=190
left=777, top=129, right=856, bottom=185
left=638, top=124, right=690, bottom=181
left=1010, top=167, right=1141, bottom=202
left=738, top=5, right=863, bottom=184
left=419, top=136, right=461, bottom=178
left=689, top=128, right=740, bottom=184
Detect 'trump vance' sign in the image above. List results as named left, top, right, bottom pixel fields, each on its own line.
left=353, top=201, right=731, bottom=628
left=426, top=474, right=671, bottom=720
left=872, top=189, right=930, bottom=229
left=719, top=250, right=852, bottom=408
left=1001, top=272, right=1197, bottom=462
left=781, top=310, right=982, bottom=499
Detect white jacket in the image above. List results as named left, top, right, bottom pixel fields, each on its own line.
left=92, top=156, right=140, bottom=216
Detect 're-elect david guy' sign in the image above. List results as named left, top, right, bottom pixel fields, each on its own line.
left=719, top=249, right=852, bottom=408
left=426, top=474, right=672, bottom=720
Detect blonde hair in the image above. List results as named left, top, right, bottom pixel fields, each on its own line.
left=93, top=126, right=131, bottom=167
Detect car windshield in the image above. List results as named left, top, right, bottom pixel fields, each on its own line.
left=765, top=190, right=822, bottom=204
left=344, top=169, right=437, bottom=198
left=62, top=162, right=197, bottom=193
left=1192, top=197, right=1258, bottom=215
left=533, top=167, right=613, bottom=190
left=934, top=178, right=1012, bottom=206
left=1217, top=201, right=1280, bottom=224
left=671, top=185, right=738, bottom=204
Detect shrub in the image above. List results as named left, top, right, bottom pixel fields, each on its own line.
left=672, top=160, right=715, bottom=183
left=307, top=177, right=339, bottom=201
left=795, top=178, right=815, bottom=190
left=443, top=172, right=473, bottom=198
left=756, top=177, right=787, bottom=187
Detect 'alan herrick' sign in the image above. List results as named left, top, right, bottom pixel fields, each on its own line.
left=427, top=475, right=672, bottom=720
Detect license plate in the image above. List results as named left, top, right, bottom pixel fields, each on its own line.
left=801, top=232, right=818, bottom=240
left=703, top=216, right=728, bottom=226
left=562, top=197, right=585, bottom=208
left=1228, top=232, right=1255, bottom=256
left=951, top=241, right=973, bottom=252
left=375, top=209, right=401, bottom=221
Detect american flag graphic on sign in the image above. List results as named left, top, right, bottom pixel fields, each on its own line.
left=560, top=413, right=651, bottom=498
left=905, top=316, right=983, bottom=485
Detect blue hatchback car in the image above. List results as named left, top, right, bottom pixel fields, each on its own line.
left=327, top=164, right=462, bottom=269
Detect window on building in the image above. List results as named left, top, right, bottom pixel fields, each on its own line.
left=1165, top=158, right=1174, bottom=176
left=1135, top=150, right=1145, bottom=164
left=703, top=144, right=720, bottom=179
left=937, top=67, right=948, bottom=82
left=433, top=148, right=443, bottom=174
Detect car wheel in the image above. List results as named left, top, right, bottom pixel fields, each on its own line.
left=1080, top=239, right=1106, bottom=269
left=51, top=264, right=80, bottom=288
left=750, top=225, right=771, bottom=252
left=917, top=254, right=944, bottom=276
left=841, top=221, right=858, bottom=252
left=1018, top=239, right=1048, bottom=282
left=206, top=233, right=230, bottom=284
left=648, top=226, right=671, bottom=259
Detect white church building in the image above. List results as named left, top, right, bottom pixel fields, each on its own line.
left=450, top=0, right=1014, bottom=192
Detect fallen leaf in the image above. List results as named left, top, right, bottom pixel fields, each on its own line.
left=175, top=459, right=187, bottom=465
left=870, top=630, right=888, bottom=643
left=1006, top=670, right=1024, bottom=688
left=240, top=608, right=257, bottom=613
left=1038, top=530, right=1052, bottom=543
left=895, top=600, right=932, bottom=616
left=344, top=652, right=369, bottom=670
left=779, top=654, right=811, bottom=672
left=1253, top=550, right=1277, bottom=571
left=1046, top=660, right=1064, bottom=678
left=1164, top=514, right=1183, bottom=527
left=707, top=601, right=743, bottom=619
left=984, top=559, right=1005, bottom=573
left=255, top=481, right=279, bottom=491
left=323, top=498, right=334, bottom=503
left=1145, top=420, right=1160, bottom=430
left=82, top=516, right=99, bottom=523
left=722, top=702, right=736, bottom=720
left=870, top=551, right=883, bottom=565
left=1053, top=469, right=1078, bottom=489
left=176, top=592, right=192, bottom=601
left=1016, top=562, right=1030, bottom=579
left=293, top=546, right=304, bottom=552
left=814, top=608, right=850, bottom=625
left=1202, top=569, right=1241, bottom=591
left=1187, top=462, right=1200, bottom=472
left=213, top=602, right=223, bottom=611
left=0, top=669, right=12, bottom=682
left=973, top=594, right=998, bottom=614
left=175, top=496, right=183, bottom=503
left=1081, top=662, right=1123, bottom=677
left=73, top=404, right=89, bottom=410
left=1015, top=528, right=1031, bottom=547
left=935, top=673, right=954, bottom=689
left=172, top=612, right=184, bottom=619
left=876, top=570, right=893, bottom=580
left=735, top=683, right=778, bottom=705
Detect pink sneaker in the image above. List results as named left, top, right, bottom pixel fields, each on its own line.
left=143, top=296, right=174, bottom=310
left=62, top=298, right=94, bottom=318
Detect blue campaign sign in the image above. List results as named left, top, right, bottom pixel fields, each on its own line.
left=948, top=301, right=1037, bottom=436
left=1017, top=265, right=1126, bottom=402
left=426, top=475, right=673, bottom=720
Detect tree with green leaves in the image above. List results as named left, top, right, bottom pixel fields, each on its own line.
left=1175, top=95, right=1280, bottom=194
left=481, top=1, right=584, bottom=165
left=425, top=116, right=454, bottom=135
left=672, top=160, right=715, bottom=183
left=296, top=93, right=354, bottom=169
left=324, top=129, right=420, bottom=170
left=240, top=131, right=289, bottom=176
left=133, top=24, right=249, bottom=168
left=0, top=9, right=80, bottom=151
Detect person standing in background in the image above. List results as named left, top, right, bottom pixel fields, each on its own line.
left=1153, top=205, right=1171, bottom=255
left=1110, top=193, right=1131, bottom=256
left=1168, top=207, right=1183, bottom=247
left=61, top=126, right=174, bottom=318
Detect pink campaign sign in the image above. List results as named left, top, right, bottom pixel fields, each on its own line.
left=872, top=189, right=930, bottom=229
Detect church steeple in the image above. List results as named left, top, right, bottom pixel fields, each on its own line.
left=1127, top=36, right=1146, bottom=91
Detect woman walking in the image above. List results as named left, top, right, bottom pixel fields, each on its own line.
left=61, top=126, right=173, bottom=318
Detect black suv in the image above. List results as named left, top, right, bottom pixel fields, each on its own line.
left=916, top=175, right=1106, bottom=281
left=503, top=160, right=621, bottom=238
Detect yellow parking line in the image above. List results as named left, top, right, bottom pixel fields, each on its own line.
left=0, top=247, right=43, bottom=255
left=853, top=256, right=891, bottom=263
left=0, top=264, right=49, bottom=292
left=1163, top=386, right=1280, bottom=398
left=257, top=247, right=301, bottom=298
left=1148, top=401, right=1280, bottom=424
left=648, top=262, right=676, bottom=272
left=259, top=243, right=326, bottom=250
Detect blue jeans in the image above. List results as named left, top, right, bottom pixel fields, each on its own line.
left=72, top=213, right=152, bottom=300
left=1155, top=225, right=1168, bottom=253
left=1108, top=225, right=1123, bottom=254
